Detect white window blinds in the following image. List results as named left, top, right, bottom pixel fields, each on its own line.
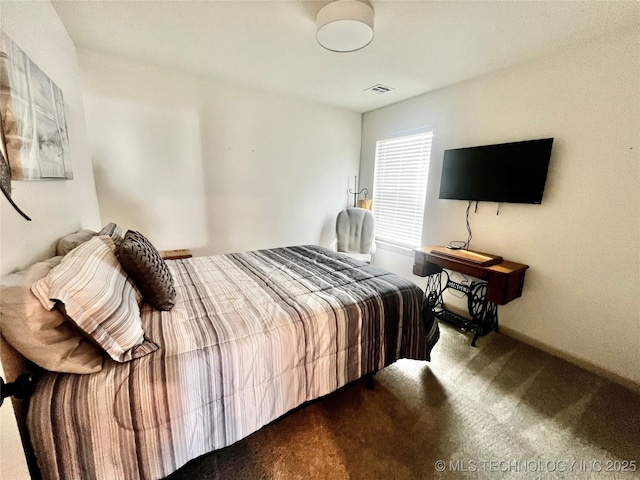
left=372, top=128, right=433, bottom=249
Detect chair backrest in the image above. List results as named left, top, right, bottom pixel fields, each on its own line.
left=336, top=208, right=375, bottom=254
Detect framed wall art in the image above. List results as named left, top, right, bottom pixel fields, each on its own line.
left=0, top=115, right=30, bottom=219
left=0, top=31, right=72, bottom=180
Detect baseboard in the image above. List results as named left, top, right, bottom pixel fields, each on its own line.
left=499, top=326, right=640, bottom=395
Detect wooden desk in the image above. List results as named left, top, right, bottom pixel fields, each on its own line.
left=413, top=245, right=529, bottom=345
left=413, top=246, right=528, bottom=305
left=160, top=249, right=192, bottom=260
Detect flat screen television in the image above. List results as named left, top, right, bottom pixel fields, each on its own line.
left=439, top=138, right=553, bottom=204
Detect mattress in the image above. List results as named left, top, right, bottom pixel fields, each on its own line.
left=28, top=245, right=440, bottom=480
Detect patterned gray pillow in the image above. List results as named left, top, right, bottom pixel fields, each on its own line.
left=117, top=230, right=176, bottom=311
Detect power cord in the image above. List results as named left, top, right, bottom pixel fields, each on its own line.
left=447, top=200, right=476, bottom=250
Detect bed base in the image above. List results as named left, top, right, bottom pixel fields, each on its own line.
left=365, top=370, right=378, bottom=390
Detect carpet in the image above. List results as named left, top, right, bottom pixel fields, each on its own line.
left=167, top=323, right=640, bottom=479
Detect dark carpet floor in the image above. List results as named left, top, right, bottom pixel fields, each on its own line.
left=167, top=322, right=640, bottom=479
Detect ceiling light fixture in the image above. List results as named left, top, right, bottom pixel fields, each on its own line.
left=316, top=0, right=374, bottom=53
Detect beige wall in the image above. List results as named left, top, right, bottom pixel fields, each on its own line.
left=78, top=50, right=361, bottom=255
left=0, top=2, right=102, bottom=477
left=0, top=2, right=101, bottom=277
left=361, top=31, right=640, bottom=386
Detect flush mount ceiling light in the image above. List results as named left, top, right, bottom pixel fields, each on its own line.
left=316, top=0, right=374, bottom=53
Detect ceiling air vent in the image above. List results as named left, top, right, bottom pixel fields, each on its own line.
left=364, top=84, right=395, bottom=94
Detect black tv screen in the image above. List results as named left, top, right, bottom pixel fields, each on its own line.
left=439, top=138, right=553, bottom=204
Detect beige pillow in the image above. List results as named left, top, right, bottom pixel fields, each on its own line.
left=0, top=257, right=104, bottom=374
left=32, top=236, right=158, bottom=363
left=56, top=229, right=98, bottom=256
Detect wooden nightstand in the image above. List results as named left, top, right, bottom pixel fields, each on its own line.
left=160, top=249, right=192, bottom=260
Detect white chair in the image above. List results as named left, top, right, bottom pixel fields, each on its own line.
left=330, top=207, right=376, bottom=263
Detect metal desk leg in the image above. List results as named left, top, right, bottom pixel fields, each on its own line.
left=424, top=270, right=447, bottom=312
left=424, top=270, right=499, bottom=347
left=468, top=282, right=498, bottom=346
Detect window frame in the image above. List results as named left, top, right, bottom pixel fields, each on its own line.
left=371, top=126, right=433, bottom=256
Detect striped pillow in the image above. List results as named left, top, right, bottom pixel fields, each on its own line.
left=98, top=222, right=125, bottom=248
left=31, top=236, right=157, bottom=362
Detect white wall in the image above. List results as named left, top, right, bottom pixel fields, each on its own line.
left=361, top=31, right=640, bottom=386
left=0, top=2, right=101, bottom=277
left=0, top=2, right=102, bottom=478
left=78, top=50, right=361, bottom=255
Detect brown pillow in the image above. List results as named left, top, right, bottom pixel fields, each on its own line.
left=31, top=236, right=157, bottom=363
left=116, top=230, right=176, bottom=311
left=0, top=257, right=104, bottom=374
left=56, top=229, right=98, bottom=256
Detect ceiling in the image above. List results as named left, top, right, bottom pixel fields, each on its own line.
left=52, top=1, right=640, bottom=113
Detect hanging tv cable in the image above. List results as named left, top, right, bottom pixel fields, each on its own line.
left=447, top=200, right=475, bottom=250
left=465, top=200, right=473, bottom=249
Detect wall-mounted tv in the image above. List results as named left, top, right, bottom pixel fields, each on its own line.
left=439, top=138, right=553, bottom=204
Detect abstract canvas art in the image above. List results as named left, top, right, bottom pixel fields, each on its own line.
left=0, top=31, right=72, bottom=180
left=0, top=117, right=30, bottom=219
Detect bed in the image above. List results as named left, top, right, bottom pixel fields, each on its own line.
left=2, top=234, right=439, bottom=480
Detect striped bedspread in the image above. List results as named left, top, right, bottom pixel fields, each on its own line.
left=28, top=245, right=440, bottom=480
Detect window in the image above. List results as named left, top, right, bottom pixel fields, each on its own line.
left=372, top=128, right=433, bottom=251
